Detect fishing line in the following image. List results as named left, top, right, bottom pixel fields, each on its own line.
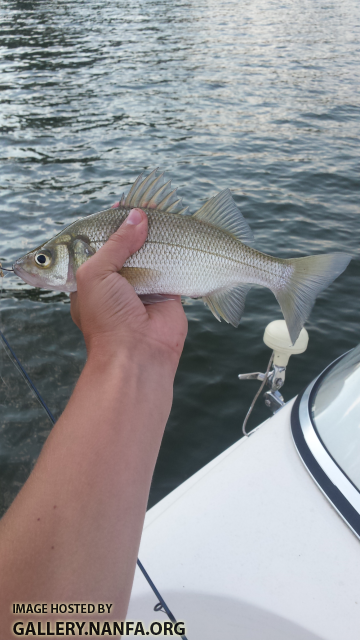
left=0, top=319, right=188, bottom=637
left=0, top=266, right=55, bottom=422
left=0, top=271, right=15, bottom=392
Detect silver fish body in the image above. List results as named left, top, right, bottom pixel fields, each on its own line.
left=14, top=170, right=351, bottom=344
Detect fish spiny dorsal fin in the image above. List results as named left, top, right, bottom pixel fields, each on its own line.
left=124, top=170, right=187, bottom=214
left=203, top=283, right=251, bottom=327
left=139, top=172, right=166, bottom=207
left=177, top=206, right=189, bottom=215
left=166, top=199, right=184, bottom=213
left=157, top=188, right=181, bottom=211
left=130, top=168, right=160, bottom=207
left=147, top=179, right=172, bottom=208
left=111, top=193, right=125, bottom=209
left=125, top=173, right=144, bottom=207
left=193, top=189, right=254, bottom=244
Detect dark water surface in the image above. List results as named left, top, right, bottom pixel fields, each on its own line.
left=0, top=0, right=359, bottom=515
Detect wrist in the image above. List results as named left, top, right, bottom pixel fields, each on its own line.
left=85, top=333, right=181, bottom=381
left=82, top=339, right=177, bottom=418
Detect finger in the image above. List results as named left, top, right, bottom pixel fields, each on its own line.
left=79, top=208, right=148, bottom=280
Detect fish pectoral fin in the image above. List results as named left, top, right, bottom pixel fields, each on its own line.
left=203, top=284, right=251, bottom=327
left=139, top=294, right=177, bottom=305
left=120, top=266, right=160, bottom=288
left=193, top=189, right=254, bottom=245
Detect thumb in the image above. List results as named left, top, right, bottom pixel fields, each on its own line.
left=83, top=208, right=148, bottom=279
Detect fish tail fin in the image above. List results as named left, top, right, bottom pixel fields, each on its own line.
left=273, top=252, right=351, bottom=345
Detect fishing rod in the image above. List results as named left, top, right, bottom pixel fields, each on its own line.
left=0, top=325, right=188, bottom=639
left=0, top=328, right=56, bottom=424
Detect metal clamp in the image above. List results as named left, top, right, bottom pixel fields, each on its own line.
left=264, top=388, right=285, bottom=412
left=238, top=361, right=286, bottom=416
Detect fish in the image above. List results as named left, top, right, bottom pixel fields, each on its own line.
left=13, top=169, right=351, bottom=345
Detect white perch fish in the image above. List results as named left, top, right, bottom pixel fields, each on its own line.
left=14, top=170, right=351, bottom=344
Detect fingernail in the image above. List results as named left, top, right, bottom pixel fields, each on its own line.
left=126, top=208, right=143, bottom=225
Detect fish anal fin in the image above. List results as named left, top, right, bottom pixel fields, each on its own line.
left=124, top=170, right=187, bottom=214
left=193, top=189, right=254, bottom=244
left=203, top=294, right=221, bottom=322
left=203, top=283, right=251, bottom=327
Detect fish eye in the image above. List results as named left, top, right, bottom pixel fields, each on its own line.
left=34, top=251, right=52, bottom=267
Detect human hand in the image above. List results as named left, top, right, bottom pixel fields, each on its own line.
left=70, top=208, right=188, bottom=374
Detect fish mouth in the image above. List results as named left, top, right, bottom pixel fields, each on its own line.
left=13, top=262, right=65, bottom=291
left=13, top=262, right=48, bottom=288
left=13, top=261, right=77, bottom=292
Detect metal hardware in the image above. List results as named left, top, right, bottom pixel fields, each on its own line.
left=0, top=261, right=14, bottom=276
left=238, top=372, right=265, bottom=382
left=239, top=321, right=309, bottom=432
left=238, top=365, right=286, bottom=393
left=240, top=352, right=275, bottom=436
left=264, top=389, right=285, bottom=412
left=238, top=358, right=286, bottom=421
left=154, top=602, right=167, bottom=614
left=267, top=364, right=286, bottom=390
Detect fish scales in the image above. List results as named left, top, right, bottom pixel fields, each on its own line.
left=74, top=207, right=287, bottom=297
left=13, top=170, right=351, bottom=344
left=125, top=209, right=286, bottom=298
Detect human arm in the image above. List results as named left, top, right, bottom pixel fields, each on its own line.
left=0, top=208, right=188, bottom=632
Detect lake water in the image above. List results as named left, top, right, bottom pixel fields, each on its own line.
left=0, top=0, right=359, bottom=515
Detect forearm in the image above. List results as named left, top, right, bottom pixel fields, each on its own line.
left=0, top=209, right=187, bottom=637
left=0, top=345, right=175, bottom=617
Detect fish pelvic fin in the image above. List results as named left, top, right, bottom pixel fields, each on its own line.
left=193, top=189, right=254, bottom=244
left=203, top=283, right=251, bottom=327
left=139, top=294, right=176, bottom=305
left=273, top=252, right=352, bottom=345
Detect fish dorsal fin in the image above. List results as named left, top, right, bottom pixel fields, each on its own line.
left=124, top=170, right=187, bottom=214
left=203, top=283, right=251, bottom=327
left=193, top=189, right=254, bottom=244
left=125, top=173, right=144, bottom=207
